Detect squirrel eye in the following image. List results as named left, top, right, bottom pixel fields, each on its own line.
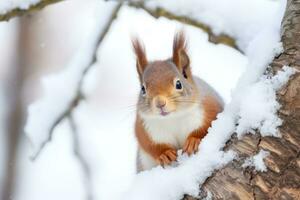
left=141, top=85, right=146, bottom=95
left=175, top=80, right=182, bottom=90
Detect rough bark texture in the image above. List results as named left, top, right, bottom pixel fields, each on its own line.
left=184, top=0, right=300, bottom=199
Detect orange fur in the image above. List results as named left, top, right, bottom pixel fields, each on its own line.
left=173, top=31, right=191, bottom=78
left=132, top=37, right=148, bottom=80
left=183, top=96, right=223, bottom=155
left=133, top=31, right=223, bottom=170
left=135, top=115, right=177, bottom=166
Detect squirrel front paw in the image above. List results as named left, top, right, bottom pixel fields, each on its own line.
left=157, top=149, right=177, bottom=167
left=183, top=136, right=201, bottom=156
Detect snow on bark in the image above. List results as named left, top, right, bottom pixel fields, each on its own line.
left=236, top=66, right=296, bottom=138
left=0, top=0, right=41, bottom=14
left=242, top=150, right=270, bottom=172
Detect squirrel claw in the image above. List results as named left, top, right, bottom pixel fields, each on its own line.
left=183, top=137, right=200, bottom=156
left=157, top=149, right=177, bottom=167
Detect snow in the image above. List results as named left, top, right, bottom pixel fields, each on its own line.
left=236, top=66, right=296, bottom=137
left=123, top=65, right=295, bottom=199
left=242, top=150, right=270, bottom=172
left=146, top=0, right=281, bottom=51
left=70, top=102, right=137, bottom=200
left=24, top=1, right=117, bottom=158
left=121, top=0, right=291, bottom=199
left=16, top=121, right=86, bottom=200
left=0, top=0, right=41, bottom=15
left=205, top=191, right=212, bottom=200
left=19, top=0, right=295, bottom=200
left=22, top=3, right=246, bottom=199
left=70, top=6, right=245, bottom=199
left=124, top=113, right=236, bottom=200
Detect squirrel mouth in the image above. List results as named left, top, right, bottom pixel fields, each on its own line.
left=159, top=108, right=169, bottom=116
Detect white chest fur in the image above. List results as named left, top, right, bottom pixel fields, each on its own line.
left=141, top=106, right=204, bottom=148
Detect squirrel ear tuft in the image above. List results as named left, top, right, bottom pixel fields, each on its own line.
left=172, top=30, right=190, bottom=78
left=132, top=37, right=148, bottom=78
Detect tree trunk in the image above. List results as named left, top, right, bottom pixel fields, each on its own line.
left=1, top=18, right=30, bottom=200
left=184, top=1, right=300, bottom=199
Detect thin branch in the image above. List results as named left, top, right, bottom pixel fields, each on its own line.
left=107, top=0, right=238, bottom=50
left=0, top=0, right=64, bottom=21
left=1, top=0, right=238, bottom=51
left=69, top=114, right=93, bottom=200
left=30, top=2, right=123, bottom=161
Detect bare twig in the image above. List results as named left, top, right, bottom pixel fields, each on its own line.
left=30, top=2, right=123, bottom=161
left=69, top=114, right=93, bottom=200
left=0, top=0, right=64, bottom=21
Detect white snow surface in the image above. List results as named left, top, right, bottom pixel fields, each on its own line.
left=242, top=150, right=270, bottom=172
left=0, top=0, right=41, bottom=15
left=24, top=1, right=117, bottom=157
left=236, top=66, right=296, bottom=137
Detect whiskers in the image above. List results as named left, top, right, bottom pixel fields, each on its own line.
left=118, top=101, right=151, bottom=122
left=119, top=95, right=201, bottom=122
left=168, top=95, right=201, bottom=106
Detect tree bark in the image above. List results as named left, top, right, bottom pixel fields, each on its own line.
left=184, top=0, right=300, bottom=199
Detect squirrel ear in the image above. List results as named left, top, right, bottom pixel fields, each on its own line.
left=172, top=31, right=190, bottom=78
left=132, top=37, right=148, bottom=78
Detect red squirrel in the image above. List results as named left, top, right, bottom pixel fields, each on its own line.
left=132, top=31, right=224, bottom=171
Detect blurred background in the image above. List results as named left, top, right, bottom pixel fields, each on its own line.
left=0, top=0, right=249, bottom=199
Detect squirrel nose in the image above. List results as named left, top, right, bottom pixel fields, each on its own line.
left=154, top=96, right=166, bottom=108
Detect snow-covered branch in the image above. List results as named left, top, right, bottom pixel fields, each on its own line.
left=25, top=2, right=123, bottom=161
left=0, top=0, right=239, bottom=51
left=126, top=0, right=280, bottom=52
left=0, top=0, right=63, bottom=21
left=124, top=1, right=238, bottom=50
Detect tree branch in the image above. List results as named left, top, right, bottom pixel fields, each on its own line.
left=0, top=0, right=63, bottom=21
left=125, top=1, right=238, bottom=50
left=1, top=0, right=238, bottom=51
left=69, top=114, right=93, bottom=200
left=186, top=0, right=300, bottom=199
left=30, top=2, right=123, bottom=161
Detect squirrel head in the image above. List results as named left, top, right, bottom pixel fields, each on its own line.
left=132, top=31, right=199, bottom=118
